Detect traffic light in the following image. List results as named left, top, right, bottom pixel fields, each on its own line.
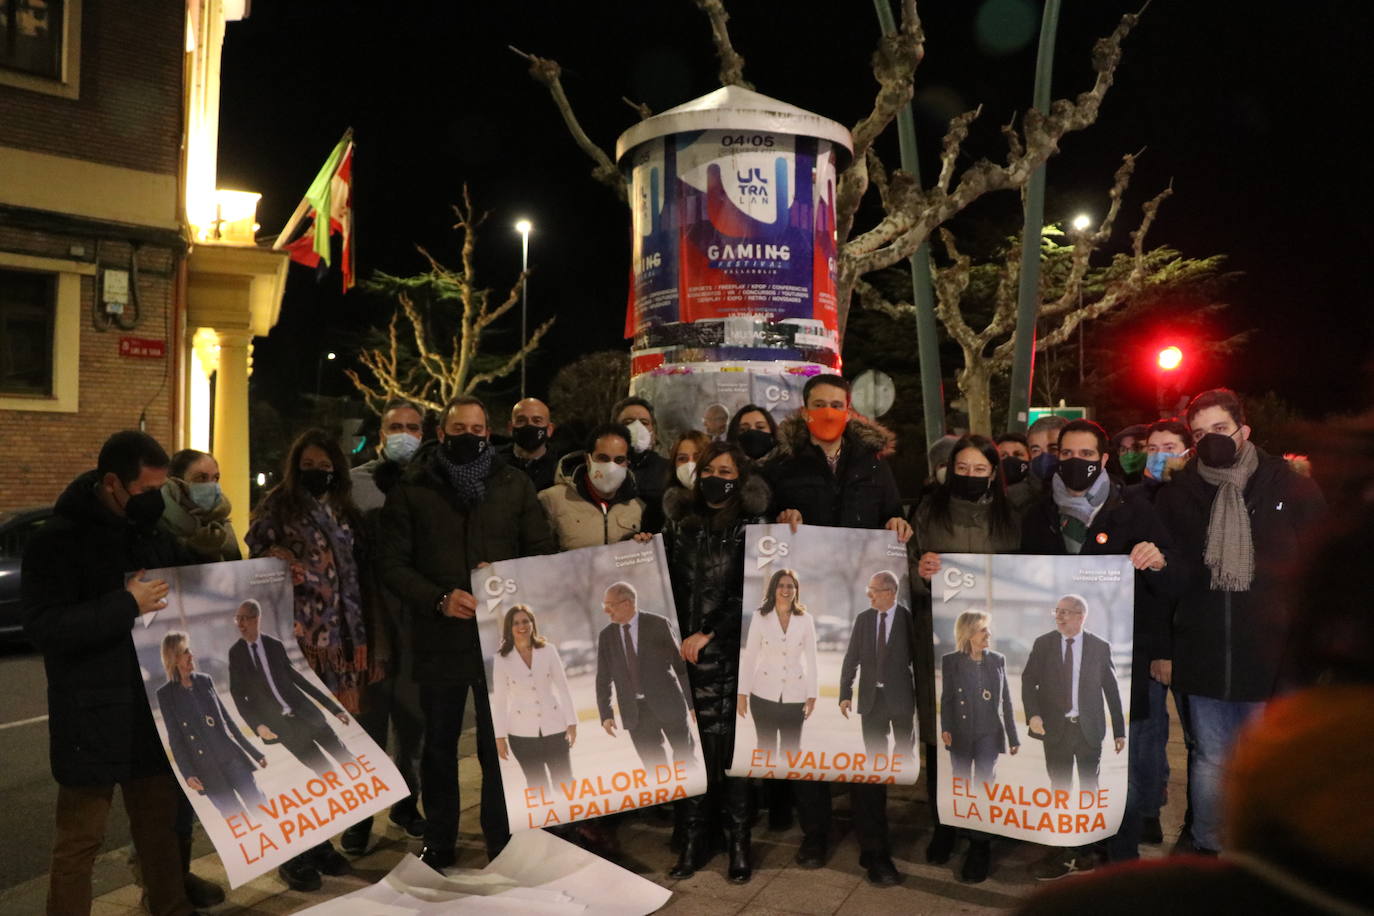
left=1155, top=345, right=1186, bottom=417
left=1157, top=345, right=1183, bottom=371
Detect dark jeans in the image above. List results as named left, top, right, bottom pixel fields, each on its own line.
left=49, top=771, right=190, bottom=916
left=750, top=694, right=805, bottom=758
left=1043, top=719, right=1101, bottom=795
left=949, top=733, right=1001, bottom=789
left=419, top=679, right=509, bottom=858
left=508, top=733, right=573, bottom=793
left=1108, top=679, right=1171, bottom=862
left=859, top=688, right=915, bottom=763
left=794, top=781, right=891, bottom=854
left=627, top=697, right=695, bottom=773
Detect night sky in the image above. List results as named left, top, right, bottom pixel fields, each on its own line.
left=217, top=0, right=1373, bottom=425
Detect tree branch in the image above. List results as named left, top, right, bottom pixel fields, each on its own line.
left=510, top=45, right=627, bottom=201
left=693, top=0, right=752, bottom=88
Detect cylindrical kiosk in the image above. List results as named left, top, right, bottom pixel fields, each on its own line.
left=615, top=86, right=853, bottom=441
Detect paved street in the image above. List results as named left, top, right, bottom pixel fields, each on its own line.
left=0, top=655, right=1191, bottom=915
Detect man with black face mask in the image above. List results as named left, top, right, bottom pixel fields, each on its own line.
left=1153, top=389, right=1324, bottom=857
left=378, top=395, right=558, bottom=871
left=1020, top=419, right=1176, bottom=878
left=497, top=397, right=560, bottom=493
left=22, top=431, right=204, bottom=916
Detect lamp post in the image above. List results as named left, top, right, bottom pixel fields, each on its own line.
left=515, top=219, right=532, bottom=398
left=1072, top=213, right=1092, bottom=387
left=315, top=350, right=336, bottom=396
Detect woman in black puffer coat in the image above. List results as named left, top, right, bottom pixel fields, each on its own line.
left=663, top=440, right=771, bottom=884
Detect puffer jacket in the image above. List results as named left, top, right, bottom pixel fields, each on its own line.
left=538, top=458, right=645, bottom=551
left=663, top=475, right=771, bottom=736
left=764, top=414, right=903, bottom=529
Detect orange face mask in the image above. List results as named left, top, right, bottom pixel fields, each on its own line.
left=804, top=407, right=848, bottom=443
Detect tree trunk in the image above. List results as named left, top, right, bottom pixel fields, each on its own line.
left=959, top=360, right=995, bottom=436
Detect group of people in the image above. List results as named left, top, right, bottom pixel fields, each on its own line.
left=20, top=371, right=1337, bottom=915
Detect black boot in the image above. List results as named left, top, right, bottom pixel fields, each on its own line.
left=960, top=838, right=991, bottom=883
left=669, top=802, right=686, bottom=853
left=926, top=824, right=956, bottom=865
left=667, top=795, right=714, bottom=878
left=727, top=832, right=751, bottom=884
left=724, top=775, right=752, bottom=883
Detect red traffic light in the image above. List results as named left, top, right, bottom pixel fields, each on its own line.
left=1157, top=346, right=1183, bottom=371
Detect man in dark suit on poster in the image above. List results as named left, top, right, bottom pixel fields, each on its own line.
left=839, top=571, right=917, bottom=762
left=1022, top=593, right=1126, bottom=795
left=227, top=598, right=354, bottom=777
left=596, top=581, right=696, bottom=771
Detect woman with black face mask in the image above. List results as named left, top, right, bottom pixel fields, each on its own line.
left=245, top=428, right=383, bottom=888
left=662, top=440, right=772, bottom=884
left=726, top=404, right=779, bottom=467
left=911, top=434, right=1023, bottom=883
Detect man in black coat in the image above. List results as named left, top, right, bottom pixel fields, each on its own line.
left=497, top=397, right=560, bottom=493
left=595, top=581, right=696, bottom=771
left=227, top=599, right=354, bottom=776
left=378, top=395, right=558, bottom=870
left=1021, top=418, right=1174, bottom=876
left=1153, top=389, right=1325, bottom=855
left=613, top=396, right=672, bottom=533
left=1022, top=595, right=1126, bottom=794
left=839, top=571, right=917, bottom=762
left=22, top=431, right=200, bottom=916
left=764, top=374, right=914, bottom=886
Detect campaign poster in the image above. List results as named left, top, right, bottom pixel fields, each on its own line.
left=932, top=554, right=1134, bottom=846
left=475, top=536, right=706, bottom=833
left=725, top=524, right=919, bottom=785
left=132, top=558, right=408, bottom=887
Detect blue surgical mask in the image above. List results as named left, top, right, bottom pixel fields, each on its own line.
left=1030, top=452, right=1059, bottom=481
left=188, top=481, right=221, bottom=512
left=1145, top=451, right=1184, bottom=480
left=382, top=433, right=421, bottom=464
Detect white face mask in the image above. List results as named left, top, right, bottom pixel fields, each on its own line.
left=675, top=461, right=697, bottom=489
left=382, top=432, right=421, bottom=464
left=588, top=460, right=628, bottom=495
left=624, top=419, right=652, bottom=453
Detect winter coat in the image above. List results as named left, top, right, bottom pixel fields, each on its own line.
left=911, top=493, right=1025, bottom=744
left=350, top=458, right=406, bottom=513
left=1153, top=451, right=1325, bottom=701
left=22, top=471, right=200, bottom=786
left=630, top=448, right=672, bottom=534
left=352, top=457, right=412, bottom=686
left=538, top=461, right=645, bottom=551
left=495, top=441, right=559, bottom=493
left=662, top=476, right=771, bottom=736
left=764, top=414, right=903, bottom=529
left=158, top=477, right=242, bottom=562
left=1021, top=478, right=1177, bottom=720
left=378, top=442, right=557, bottom=685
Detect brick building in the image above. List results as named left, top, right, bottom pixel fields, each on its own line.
left=0, top=0, right=287, bottom=544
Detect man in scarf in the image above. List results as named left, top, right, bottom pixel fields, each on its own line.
left=378, top=395, right=558, bottom=872
left=1021, top=419, right=1176, bottom=878
left=1154, top=390, right=1325, bottom=856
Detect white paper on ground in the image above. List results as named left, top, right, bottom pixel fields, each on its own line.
left=486, top=829, right=672, bottom=916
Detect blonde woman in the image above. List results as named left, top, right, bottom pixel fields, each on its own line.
left=490, top=605, right=578, bottom=792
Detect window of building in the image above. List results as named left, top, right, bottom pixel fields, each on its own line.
left=0, top=0, right=63, bottom=79
left=0, top=268, right=56, bottom=396
left=0, top=0, right=78, bottom=97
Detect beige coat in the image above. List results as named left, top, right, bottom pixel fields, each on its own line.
left=537, top=463, right=645, bottom=551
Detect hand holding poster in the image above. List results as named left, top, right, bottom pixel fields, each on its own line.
left=725, top=524, right=919, bottom=785
left=932, top=554, right=1133, bottom=845
left=131, top=558, right=407, bottom=887
left=475, top=536, right=706, bottom=832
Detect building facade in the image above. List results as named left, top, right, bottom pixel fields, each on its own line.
left=0, top=0, right=286, bottom=545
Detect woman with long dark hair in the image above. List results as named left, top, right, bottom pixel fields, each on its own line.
left=913, top=433, right=1024, bottom=883
left=490, top=605, right=577, bottom=793
left=738, top=568, right=819, bottom=758
left=726, top=404, right=780, bottom=466
left=245, top=428, right=384, bottom=888
left=663, top=440, right=771, bottom=882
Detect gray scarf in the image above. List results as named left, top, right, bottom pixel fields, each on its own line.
left=1051, top=469, right=1112, bottom=554
left=1195, top=440, right=1259, bottom=591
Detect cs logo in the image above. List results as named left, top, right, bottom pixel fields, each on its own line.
left=483, top=575, right=517, bottom=612
left=756, top=534, right=790, bottom=570
left=941, top=566, right=975, bottom=602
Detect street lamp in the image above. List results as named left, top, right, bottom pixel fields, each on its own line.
left=1071, top=212, right=1092, bottom=233
left=1070, top=214, right=1093, bottom=386
left=315, top=350, right=336, bottom=395
left=514, top=219, right=532, bottom=398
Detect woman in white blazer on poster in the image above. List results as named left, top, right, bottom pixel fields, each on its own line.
left=491, top=605, right=579, bottom=792
left=738, top=568, right=819, bottom=758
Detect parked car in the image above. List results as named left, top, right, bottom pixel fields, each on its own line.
left=0, top=506, right=54, bottom=643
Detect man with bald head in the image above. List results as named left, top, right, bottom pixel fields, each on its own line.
left=594, top=581, right=695, bottom=771
left=498, top=397, right=559, bottom=492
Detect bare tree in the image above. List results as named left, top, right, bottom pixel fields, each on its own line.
left=548, top=350, right=632, bottom=435
left=346, top=188, right=555, bottom=414
left=513, top=2, right=1142, bottom=344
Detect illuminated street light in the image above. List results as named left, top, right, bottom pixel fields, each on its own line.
left=515, top=219, right=532, bottom=398
left=1072, top=213, right=1092, bottom=232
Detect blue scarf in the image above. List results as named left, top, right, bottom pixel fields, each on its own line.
left=436, top=441, right=494, bottom=505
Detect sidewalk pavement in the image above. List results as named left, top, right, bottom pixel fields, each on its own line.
left=9, top=706, right=1190, bottom=915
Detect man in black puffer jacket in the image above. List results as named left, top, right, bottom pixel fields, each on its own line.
left=1154, top=389, right=1324, bottom=856
left=763, top=374, right=913, bottom=887
left=23, top=431, right=202, bottom=916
